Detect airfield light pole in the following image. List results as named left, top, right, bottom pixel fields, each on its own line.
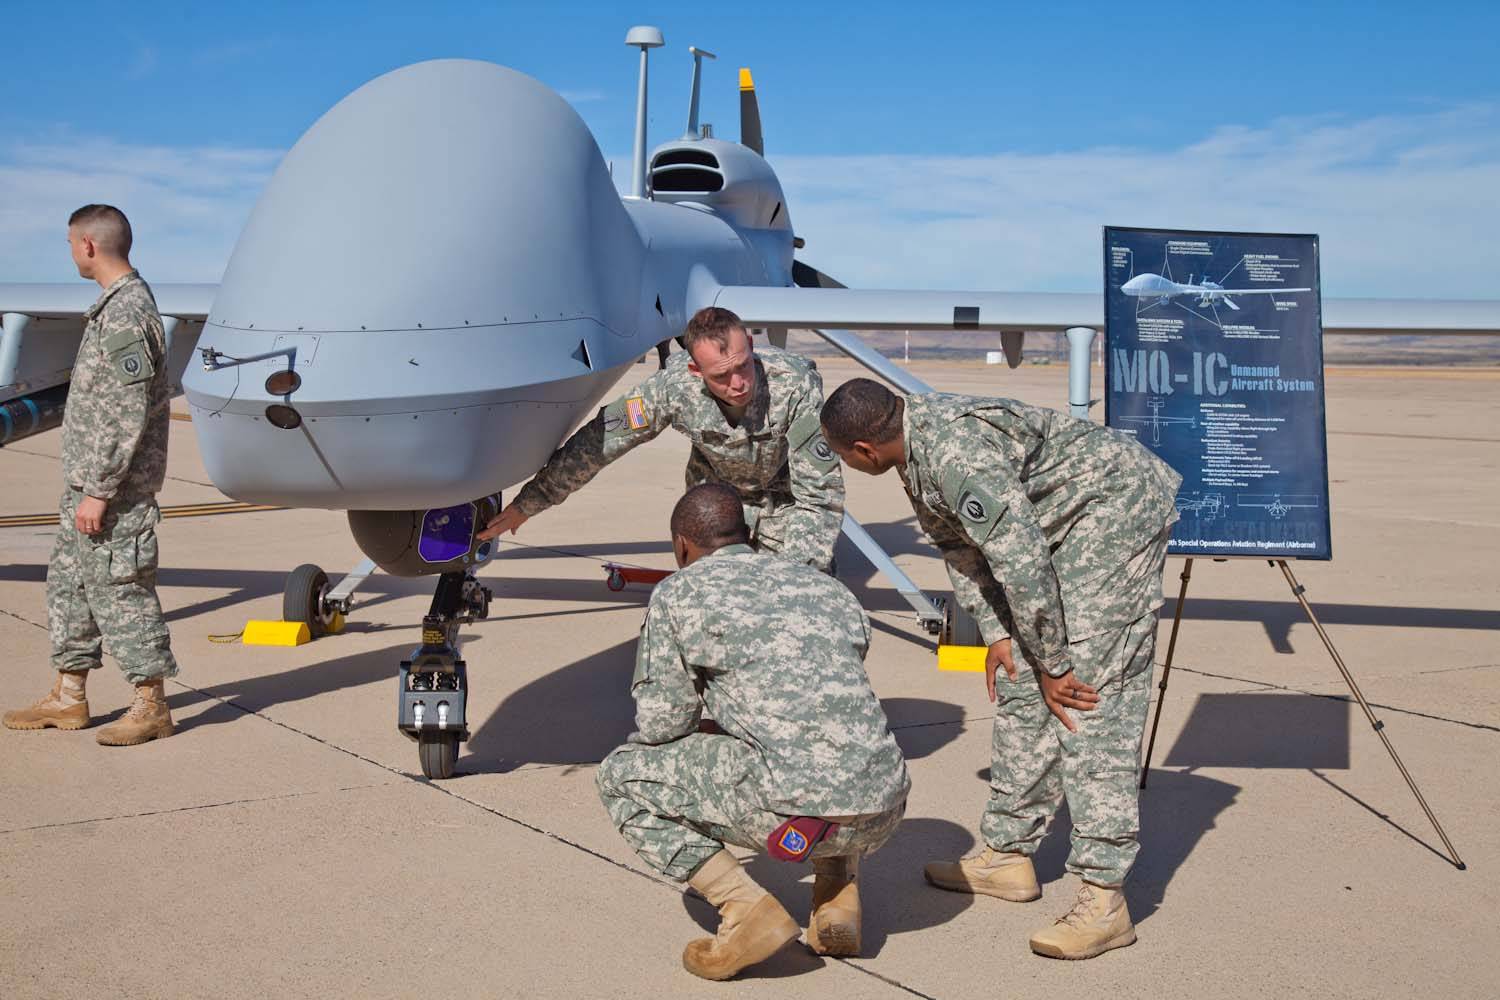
left=626, top=26, right=664, bottom=200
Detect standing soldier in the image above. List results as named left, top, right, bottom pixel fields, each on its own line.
left=820, top=379, right=1180, bottom=961
left=479, top=307, right=844, bottom=572
left=3, top=205, right=179, bottom=745
left=596, top=484, right=909, bottom=980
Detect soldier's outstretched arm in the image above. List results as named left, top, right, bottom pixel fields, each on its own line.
left=80, top=313, right=160, bottom=499
left=506, top=369, right=677, bottom=520
left=779, top=367, right=846, bottom=569
left=627, top=594, right=702, bottom=746
left=938, top=441, right=1071, bottom=676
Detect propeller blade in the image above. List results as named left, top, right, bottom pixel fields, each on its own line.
left=1224, top=297, right=1240, bottom=310
left=739, top=67, right=764, bottom=155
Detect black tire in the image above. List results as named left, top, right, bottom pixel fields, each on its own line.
left=419, top=732, right=459, bottom=780
left=284, top=563, right=330, bottom=638
left=942, top=599, right=983, bottom=647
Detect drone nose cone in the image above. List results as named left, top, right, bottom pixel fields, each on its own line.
left=209, top=59, right=639, bottom=334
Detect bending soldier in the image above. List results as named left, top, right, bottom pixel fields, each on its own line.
left=596, top=484, right=909, bottom=980
left=820, top=379, right=1180, bottom=961
left=4, top=205, right=179, bottom=744
left=480, top=307, right=845, bottom=572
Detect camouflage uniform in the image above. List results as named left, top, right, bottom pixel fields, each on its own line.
left=512, top=347, right=845, bottom=571
left=47, top=270, right=177, bottom=685
left=596, top=544, right=910, bottom=881
left=900, top=393, right=1180, bottom=887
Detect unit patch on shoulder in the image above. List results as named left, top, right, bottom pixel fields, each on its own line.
left=957, top=490, right=989, bottom=524
left=625, top=396, right=650, bottom=430
left=811, top=436, right=835, bottom=463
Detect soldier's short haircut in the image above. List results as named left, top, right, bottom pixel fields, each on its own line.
left=671, top=483, right=750, bottom=550
left=682, top=307, right=747, bottom=354
left=68, top=204, right=133, bottom=258
left=821, top=378, right=904, bottom=449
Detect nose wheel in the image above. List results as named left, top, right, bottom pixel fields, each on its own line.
left=418, top=732, right=461, bottom=780
left=398, top=570, right=491, bottom=780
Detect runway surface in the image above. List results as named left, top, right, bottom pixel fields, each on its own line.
left=2, top=358, right=1496, bottom=999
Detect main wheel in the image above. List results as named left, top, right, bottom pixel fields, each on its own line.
left=284, top=563, right=333, bottom=638
left=419, top=732, right=460, bottom=780
left=941, top=598, right=983, bottom=647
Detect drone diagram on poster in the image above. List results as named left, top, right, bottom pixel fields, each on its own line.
left=1236, top=494, right=1322, bottom=519
left=1115, top=397, right=1195, bottom=445
left=1119, top=248, right=1312, bottom=331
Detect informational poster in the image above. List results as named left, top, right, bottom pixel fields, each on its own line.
left=1104, top=226, right=1332, bottom=560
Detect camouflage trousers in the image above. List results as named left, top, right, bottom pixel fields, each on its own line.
left=597, top=732, right=906, bottom=882
left=47, top=489, right=177, bottom=685
left=980, top=609, right=1158, bottom=888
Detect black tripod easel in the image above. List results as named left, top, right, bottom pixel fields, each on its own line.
left=1139, top=557, right=1465, bottom=870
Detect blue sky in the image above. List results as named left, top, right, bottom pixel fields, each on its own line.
left=3, top=1, right=1498, bottom=296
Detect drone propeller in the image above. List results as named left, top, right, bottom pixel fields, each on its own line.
left=1223, top=297, right=1240, bottom=310
left=739, top=67, right=764, bottom=155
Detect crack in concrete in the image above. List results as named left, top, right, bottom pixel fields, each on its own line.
left=1, top=607, right=47, bottom=631
left=1168, top=665, right=1499, bottom=734
left=0, top=782, right=393, bottom=835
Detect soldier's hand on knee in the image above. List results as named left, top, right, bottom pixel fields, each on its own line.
left=1038, top=669, right=1099, bottom=733
left=76, top=495, right=107, bottom=536
left=984, top=638, right=1018, bottom=701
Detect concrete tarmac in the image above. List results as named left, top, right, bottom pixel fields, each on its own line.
left=2, top=358, right=1496, bottom=999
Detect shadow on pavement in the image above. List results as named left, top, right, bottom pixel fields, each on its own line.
left=464, top=638, right=638, bottom=774
left=1163, top=692, right=1351, bottom=770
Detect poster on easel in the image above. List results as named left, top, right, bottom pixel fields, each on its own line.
left=1103, top=226, right=1332, bottom=561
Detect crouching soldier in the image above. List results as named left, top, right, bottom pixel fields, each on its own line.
left=596, top=484, right=909, bottom=980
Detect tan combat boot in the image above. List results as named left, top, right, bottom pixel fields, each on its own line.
left=805, top=854, right=861, bottom=956
left=924, top=847, right=1041, bottom=901
left=1029, top=879, right=1136, bottom=960
left=2, top=671, right=91, bottom=731
left=96, top=678, right=174, bottom=746
left=682, top=850, right=798, bottom=980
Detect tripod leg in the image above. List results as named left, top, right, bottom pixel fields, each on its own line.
left=1275, top=560, right=1465, bottom=869
left=1140, top=558, right=1193, bottom=789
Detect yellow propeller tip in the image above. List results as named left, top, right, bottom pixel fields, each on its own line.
left=739, top=67, right=754, bottom=91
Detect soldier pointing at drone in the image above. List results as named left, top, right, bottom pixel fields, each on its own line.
left=478, top=307, right=845, bottom=573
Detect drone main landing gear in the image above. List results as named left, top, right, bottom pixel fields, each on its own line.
left=282, top=558, right=376, bottom=637
left=396, top=570, right=491, bottom=779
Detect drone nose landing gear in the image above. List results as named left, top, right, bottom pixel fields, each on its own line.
left=397, top=570, right=491, bottom=779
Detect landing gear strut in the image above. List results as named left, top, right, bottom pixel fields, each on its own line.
left=397, top=570, right=491, bottom=779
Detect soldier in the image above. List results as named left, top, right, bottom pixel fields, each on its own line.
left=478, top=307, right=845, bottom=572
left=596, top=484, right=909, bottom=980
left=819, top=378, right=1181, bottom=961
left=3, top=205, right=179, bottom=745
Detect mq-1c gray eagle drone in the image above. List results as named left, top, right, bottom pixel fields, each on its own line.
left=0, top=28, right=1151, bottom=777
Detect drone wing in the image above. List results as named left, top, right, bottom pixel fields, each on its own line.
left=1, top=282, right=215, bottom=444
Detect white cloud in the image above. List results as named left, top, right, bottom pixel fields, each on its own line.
left=774, top=104, right=1500, bottom=299
left=0, top=138, right=280, bottom=283
left=2, top=104, right=1496, bottom=299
